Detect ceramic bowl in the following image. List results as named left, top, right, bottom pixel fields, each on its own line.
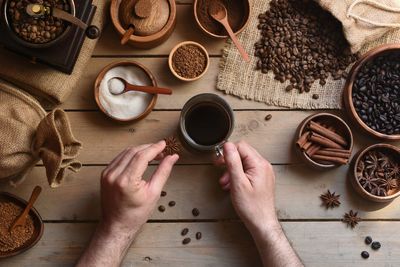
left=295, top=112, right=354, bottom=169
left=94, top=61, right=158, bottom=122
left=350, top=144, right=400, bottom=203
left=343, top=44, right=400, bottom=140
left=168, top=41, right=210, bottom=82
left=193, top=0, right=250, bottom=39
left=110, top=0, right=176, bottom=48
left=0, top=192, right=44, bottom=258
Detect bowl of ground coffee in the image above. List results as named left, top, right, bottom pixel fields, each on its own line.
left=343, top=44, right=400, bottom=140
left=194, top=0, right=250, bottom=38
left=0, top=192, right=44, bottom=258
left=168, top=41, right=210, bottom=82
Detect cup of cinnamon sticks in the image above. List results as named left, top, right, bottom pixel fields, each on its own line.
left=295, top=113, right=354, bottom=169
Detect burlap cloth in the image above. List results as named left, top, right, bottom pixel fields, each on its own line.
left=217, top=0, right=400, bottom=109
left=0, top=0, right=107, bottom=106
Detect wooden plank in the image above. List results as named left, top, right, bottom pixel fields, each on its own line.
left=63, top=110, right=375, bottom=165
left=94, top=5, right=225, bottom=57
left=60, top=58, right=271, bottom=110
left=3, top=164, right=400, bottom=221
left=2, top=222, right=399, bottom=266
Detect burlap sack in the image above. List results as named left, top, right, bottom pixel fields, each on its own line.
left=0, top=0, right=107, bottom=106
left=317, top=0, right=400, bottom=53
left=0, top=81, right=82, bottom=187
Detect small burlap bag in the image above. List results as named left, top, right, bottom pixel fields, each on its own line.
left=0, top=81, right=82, bottom=188
left=317, top=0, right=400, bottom=53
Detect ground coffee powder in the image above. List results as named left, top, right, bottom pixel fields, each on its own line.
left=172, top=45, right=207, bottom=79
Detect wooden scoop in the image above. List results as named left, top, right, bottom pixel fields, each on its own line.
left=108, top=77, right=173, bottom=95
left=208, top=2, right=250, bottom=62
left=9, top=186, right=42, bottom=232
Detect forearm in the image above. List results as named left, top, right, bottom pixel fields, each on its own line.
left=251, top=220, right=303, bottom=267
left=76, top=222, right=139, bottom=267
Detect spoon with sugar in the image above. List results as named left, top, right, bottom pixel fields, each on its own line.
left=208, top=2, right=250, bottom=62
left=108, top=77, right=173, bottom=95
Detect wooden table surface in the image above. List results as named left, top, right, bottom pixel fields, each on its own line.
left=2, top=1, right=400, bottom=266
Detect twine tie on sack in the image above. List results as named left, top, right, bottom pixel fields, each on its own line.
left=347, top=0, right=400, bottom=28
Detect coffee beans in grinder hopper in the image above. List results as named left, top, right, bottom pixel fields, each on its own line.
left=8, top=0, right=69, bottom=44
left=352, top=53, right=400, bottom=135
left=254, top=0, right=358, bottom=93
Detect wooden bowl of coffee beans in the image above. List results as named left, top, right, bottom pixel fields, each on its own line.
left=343, top=44, right=400, bottom=140
left=350, top=144, right=400, bottom=203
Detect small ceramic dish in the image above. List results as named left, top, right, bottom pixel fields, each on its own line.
left=94, top=61, right=158, bottom=122
left=110, top=0, right=176, bottom=48
left=343, top=44, right=400, bottom=140
left=0, top=192, right=44, bottom=259
left=193, top=0, right=250, bottom=39
left=168, top=41, right=210, bottom=82
left=295, top=113, right=354, bottom=169
left=350, top=144, right=400, bottom=203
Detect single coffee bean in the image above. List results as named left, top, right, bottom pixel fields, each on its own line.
left=196, top=232, right=202, bottom=240
left=168, top=201, right=176, bottom=207
left=361, top=251, right=369, bottom=259
left=365, top=236, right=372, bottom=245
left=192, top=208, right=200, bottom=217
left=181, top=228, right=189, bottom=236
left=158, top=205, right=165, bottom=212
left=312, top=94, right=319, bottom=100
left=161, top=191, right=167, bottom=197
left=265, top=114, right=272, bottom=121
left=182, top=238, right=191, bottom=245
left=371, top=241, right=381, bottom=250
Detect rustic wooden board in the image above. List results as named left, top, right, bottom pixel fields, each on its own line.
left=1, top=222, right=399, bottom=267
left=3, top=164, right=400, bottom=221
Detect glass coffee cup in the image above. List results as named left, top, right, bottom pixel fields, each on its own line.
left=179, top=93, right=235, bottom=156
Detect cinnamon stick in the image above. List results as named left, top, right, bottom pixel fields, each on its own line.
left=305, top=144, right=320, bottom=157
left=314, top=150, right=350, bottom=159
left=308, top=121, right=348, bottom=147
left=296, top=131, right=310, bottom=149
left=323, top=148, right=352, bottom=154
left=309, top=133, right=344, bottom=150
left=310, top=154, right=349, bottom=165
left=302, top=141, right=313, bottom=151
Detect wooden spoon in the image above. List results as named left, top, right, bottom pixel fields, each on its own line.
left=208, top=2, right=250, bottom=62
left=9, top=186, right=42, bottom=232
left=108, top=77, right=173, bottom=95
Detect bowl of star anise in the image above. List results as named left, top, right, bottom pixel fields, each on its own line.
left=351, top=144, right=400, bottom=202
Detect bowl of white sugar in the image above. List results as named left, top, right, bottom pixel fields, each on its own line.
left=94, top=61, right=158, bottom=122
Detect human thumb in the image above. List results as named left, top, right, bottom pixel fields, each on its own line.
left=223, top=142, right=245, bottom=184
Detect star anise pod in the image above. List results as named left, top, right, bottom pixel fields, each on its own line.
left=371, top=185, right=387, bottom=197
left=320, top=190, right=341, bottom=209
left=379, top=177, right=398, bottom=192
left=358, top=173, right=379, bottom=192
left=343, top=210, right=361, bottom=228
left=365, top=151, right=379, bottom=172
left=163, top=136, right=181, bottom=156
left=377, top=152, right=391, bottom=168
left=356, top=160, right=365, bottom=179
left=387, top=163, right=400, bottom=179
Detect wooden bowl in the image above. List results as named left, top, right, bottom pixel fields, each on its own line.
left=110, top=0, right=176, bottom=48
left=193, top=0, right=250, bottom=39
left=0, top=192, right=44, bottom=258
left=343, top=44, right=400, bottom=140
left=350, top=144, right=400, bottom=203
left=94, top=61, right=158, bottom=122
left=168, top=41, right=210, bottom=82
left=295, top=113, right=354, bottom=169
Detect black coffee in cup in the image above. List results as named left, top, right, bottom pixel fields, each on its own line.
left=185, top=103, right=231, bottom=146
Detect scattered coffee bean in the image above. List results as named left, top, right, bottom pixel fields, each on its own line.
left=182, top=238, right=191, bottom=245
left=181, top=228, right=189, bottom=236
left=352, top=52, right=400, bottom=135
left=361, top=251, right=369, bottom=259
left=285, top=85, right=294, bottom=92
left=371, top=241, right=381, bottom=250
left=196, top=232, right=202, bottom=240
left=161, top=191, right=167, bottom=197
left=254, top=0, right=358, bottom=94
left=168, top=201, right=176, bottom=207
left=365, top=236, right=372, bottom=245
left=158, top=205, right=165, bottom=212
left=192, top=208, right=200, bottom=217
left=312, top=94, right=319, bottom=100
left=265, top=114, right=272, bottom=121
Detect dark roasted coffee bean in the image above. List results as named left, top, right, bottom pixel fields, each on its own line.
left=365, top=236, right=372, bottom=245
left=312, top=94, right=319, bottom=100
left=168, top=201, right=176, bottom=207
left=158, top=205, right=166, bottom=212
left=361, top=251, right=369, bottom=259
left=181, top=228, right=189, bottom=236
left=192, top=208, right=200, bottom=217
left=265, top=114, right=272, bottom=121
left=196, top=232, right=202, bottom=240
left=182, top=238, right=191, bottom=245
left=371, top=241, right=381, bottom=250
left=161, top=191, right=167, bottom=197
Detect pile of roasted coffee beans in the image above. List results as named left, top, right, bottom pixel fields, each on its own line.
left=352, top=52, right=400, bottom=135
left=254, top=0, right=358, bottom=93
left=8, top=0, right=69, bottom=44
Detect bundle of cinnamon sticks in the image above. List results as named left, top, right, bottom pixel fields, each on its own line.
left=296, top=120, right=351, bottom=165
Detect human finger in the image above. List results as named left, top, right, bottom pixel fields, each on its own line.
left=149, top=154, right=179, bottom=193
left=223, top=142, right=247, bottom=186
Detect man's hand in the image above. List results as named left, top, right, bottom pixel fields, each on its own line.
left=77, top=141, right=179, bottom=267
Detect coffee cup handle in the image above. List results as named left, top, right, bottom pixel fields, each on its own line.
left=215, top=143, right=225, bottom=158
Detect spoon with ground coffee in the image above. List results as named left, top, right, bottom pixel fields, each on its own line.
left=108, top=77, right=173, bottom=95
left=208, top=2, right=249, bottom=62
